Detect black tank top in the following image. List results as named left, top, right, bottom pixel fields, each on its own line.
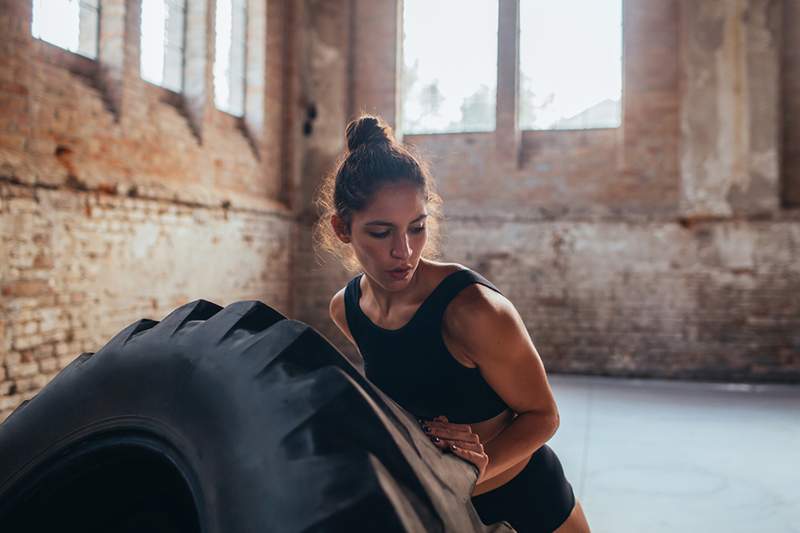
left=344, top=268, right=510, bottom=424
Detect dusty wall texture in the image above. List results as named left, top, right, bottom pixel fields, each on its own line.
left=0, top=0, right=297, bottom=421
left=2, top=0, right=799, bottom=422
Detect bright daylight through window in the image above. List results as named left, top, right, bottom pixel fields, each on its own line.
left=519, top=0, right=622, bottom=130
left=214, top=0, right=247, bottom=116
left=140, top=0, right=186, bottom=92
left=401, top=0, right=498, bottom=134
left=31, top=0, right=99, bottom=59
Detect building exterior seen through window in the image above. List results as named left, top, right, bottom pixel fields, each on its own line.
left=401, top=0, right=498, bottom=135
left=520, top=0, right=622, bottom=130
left=31, top=0, right=100, bottom=59
left=214, top=0, right=246, bottom=117
left=401, top=0, right=622, bottom=134
left=140, top=0, right=186, bottom=92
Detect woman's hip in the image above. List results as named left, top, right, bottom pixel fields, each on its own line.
left=470, top=444, right=575, bottom=533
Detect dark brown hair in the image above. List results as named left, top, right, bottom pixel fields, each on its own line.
left=312, top=114, right=443, bottom=272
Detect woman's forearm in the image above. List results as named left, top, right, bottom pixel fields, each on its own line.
left=478, top=410, right=559, bottom=484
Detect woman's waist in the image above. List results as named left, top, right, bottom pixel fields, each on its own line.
left=471, top=452, right=534, bottom=496
left=470, top=443, right=564, bottom=499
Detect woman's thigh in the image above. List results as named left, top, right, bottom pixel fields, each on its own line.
left=554, top=499, right=591, bottom=533
left=471, top=444, right=575, bottom=533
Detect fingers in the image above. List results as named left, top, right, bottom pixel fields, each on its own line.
left=448, top=444, right=487, bottom=477
left=420, top=420, right=488, bottom=480
left=423, top=418, right=473, bottom=433
left=417, top=416, right=484, bottom=460
left=420, top=423, right=479, bottom=443
left=446, top=439, right=484, bottom=453
left=419, top=418, right=474, bottom=434
left=430, top=435, right=481, bottom=454
left=428, top=433, right=484, bottom=454
left=449, top=442, right=485, bottom=459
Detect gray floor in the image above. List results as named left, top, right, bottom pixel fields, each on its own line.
left=546, top=374, right=800, bottom=533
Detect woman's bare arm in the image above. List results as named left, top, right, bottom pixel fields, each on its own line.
left=443, top=285, right=560, bottom=483
left=328, top=289, right=364, bottom=370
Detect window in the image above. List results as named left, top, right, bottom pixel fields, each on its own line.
left=31, top=0, right=99, bottom=59
left=401, top=0, right=498, bottom=134
left=140, top=0, right=186, bottom=92
left=214, top=0, right=247, bottom=116
left=519, top=0, right=622, bottom=130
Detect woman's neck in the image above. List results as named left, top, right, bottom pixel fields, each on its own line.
left=361, top=259, right=429, bottom=317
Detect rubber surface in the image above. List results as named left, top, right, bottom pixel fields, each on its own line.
left=0, top=299, right=515, bottom=533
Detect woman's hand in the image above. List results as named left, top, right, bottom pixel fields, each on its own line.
left=418, top=415, right=489, bottom=484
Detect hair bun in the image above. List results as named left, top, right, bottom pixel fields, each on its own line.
left=345, top=115, right=393, bottom=152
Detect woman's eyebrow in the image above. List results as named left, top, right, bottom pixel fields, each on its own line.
left=365, top=214, right=428, bottom=226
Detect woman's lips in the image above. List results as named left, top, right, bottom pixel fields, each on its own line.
left=387, top=267, right=411, bottom=280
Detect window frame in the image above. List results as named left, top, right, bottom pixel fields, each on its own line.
left=31, top=0, right=101, bottom=61
left=398, top=0, right=625, bottom=139
left=213, top=0, right=248, bottom=117
left=139, top=0, right=189, bottom=94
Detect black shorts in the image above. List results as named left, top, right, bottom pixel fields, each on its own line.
left=470, top=444, right=576, bottom=533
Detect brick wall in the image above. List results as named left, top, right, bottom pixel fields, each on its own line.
left=2, top=0, right=799, bottom=423
left=1, top=185, right=293, bottom=417
left=0, top=0, right=298, bottom=421
left=784, top=0, right=800, bottom=206
left=443, top=219, right=800, bottom=382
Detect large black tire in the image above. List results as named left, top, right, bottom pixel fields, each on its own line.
left=0, top=299, right=514, bottom=533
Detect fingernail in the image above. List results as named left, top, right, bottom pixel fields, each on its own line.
left=432, top=436, right=440, bottom=443
left=450, top=444, right=457, bottom=451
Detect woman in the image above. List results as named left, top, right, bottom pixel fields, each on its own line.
left=313, top=114, right=591, bottom=533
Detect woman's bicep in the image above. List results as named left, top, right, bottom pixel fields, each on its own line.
left=450, top=291, right=558, bottom=419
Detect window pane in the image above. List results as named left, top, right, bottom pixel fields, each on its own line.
left=214, top=0, right=246, bottom=116
left=402, top=0, right=498, bottom=134
left=140, top=0, right=186, bottom=92
left=520, top=0, right=622, bottom=130
left=32, top=0, right=99, bottom=59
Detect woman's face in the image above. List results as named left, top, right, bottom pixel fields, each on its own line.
left=334, top=182, right=428, bottom=289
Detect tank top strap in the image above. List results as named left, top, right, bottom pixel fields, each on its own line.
left=343, top=268, right=502, bottom=336
left=418, top=268, right=504, bottom=324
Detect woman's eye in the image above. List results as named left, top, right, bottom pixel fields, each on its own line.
left=368, top=226, right=424, bottom=239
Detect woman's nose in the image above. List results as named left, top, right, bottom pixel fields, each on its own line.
left=391, top=234, right=411, bottom=259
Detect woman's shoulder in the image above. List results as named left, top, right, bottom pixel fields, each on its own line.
left=328, top=286, right=346, bottom=324
left=329, top=273, right=362, bottom=327
left=422, top=260, right=471, bottom=283
left=439, top=265, right=517, bottom=366
left=426, top=261, right=497, bottom=294
left=329, top=285, right=356, bottom=345
left=440, top=266, right=512, bottom=329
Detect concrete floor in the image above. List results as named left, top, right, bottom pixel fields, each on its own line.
left=546, top=374, right=800, bottom=533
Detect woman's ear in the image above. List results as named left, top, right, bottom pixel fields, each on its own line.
left=330, top=214, right=351, bottom=243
